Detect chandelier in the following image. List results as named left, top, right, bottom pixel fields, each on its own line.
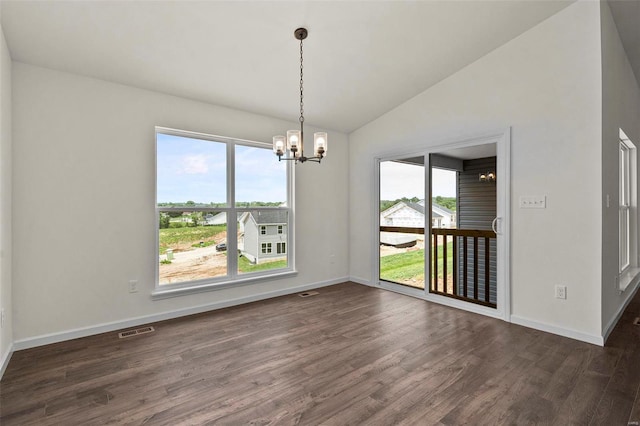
left=273, top=28, right=327, bottom=164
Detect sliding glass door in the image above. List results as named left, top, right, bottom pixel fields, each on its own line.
left=378, top=157, right=426, bottom=289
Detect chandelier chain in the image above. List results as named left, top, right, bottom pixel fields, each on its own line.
left=299, top=37, right=304, bottom=124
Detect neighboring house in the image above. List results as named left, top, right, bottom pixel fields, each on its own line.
left=431, top=203, right=456, bottom=228
left=203, top=212, right=226, bottom=226
left=380, top=201, right=456, bottom=229
left=240, top=211, right=287, bottom=264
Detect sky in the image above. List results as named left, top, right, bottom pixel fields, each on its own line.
left=379, top=161, right=456, bottom=200
left=157, top=133, right=287, bottom=204
left=157, top=133, right=455, bottom=204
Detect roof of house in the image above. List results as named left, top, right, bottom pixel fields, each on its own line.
left=432, top=202, right=454, bottom=215
left=248, top=210, right=288, bottom=225
left=405, top=202, right=425, bottom=215
left=381, top=201, right=453, bottom=219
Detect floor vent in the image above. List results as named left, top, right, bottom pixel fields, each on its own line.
left=298, top=291, right=319, bottom=298
left=633, top=317, right=640, bottom=326
left=119, top=326, right=155, bottom=339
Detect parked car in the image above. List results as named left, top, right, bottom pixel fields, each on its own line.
left=215, top=243, right=227, bottom=252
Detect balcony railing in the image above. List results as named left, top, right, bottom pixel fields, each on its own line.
left=379, top=226, right=497, bottom=308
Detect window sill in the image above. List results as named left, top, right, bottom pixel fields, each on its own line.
left=151, top=270, right=298, bottom=300
left=619, top=267, right=640, bottom=292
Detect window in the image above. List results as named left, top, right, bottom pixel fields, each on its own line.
left=619, top=128, right=636, bottom=276
left=277, top=225, right=283, bottom=234
left=277, top=242, right=286, bottom=254
left=156, top=128, right=293, bottom=292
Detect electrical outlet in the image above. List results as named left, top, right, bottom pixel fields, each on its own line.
left=555, top=285, right=567, bottom=299
left=129, top=280, right=139, bottom=293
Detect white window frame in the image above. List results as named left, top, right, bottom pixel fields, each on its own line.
left=152, top=127, right=296, bottom=299
left=619, top=129, right=637, bottom=284
left=260, top=226, right=267, bottom=235
left=277, top=225, right=283, bottom=234
left=261, top=243, right=272, bottom=254
left=277, top=242, right=286, bottom=254
left=620, top=141, right=631, bottom=273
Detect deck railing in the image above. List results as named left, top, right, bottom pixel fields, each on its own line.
left=379, top=226, right=496, bottom=308
left=431, top=228, right=496, bottom=308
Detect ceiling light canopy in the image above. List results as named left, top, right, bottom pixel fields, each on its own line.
left=273, top=28, right=327, bottom=164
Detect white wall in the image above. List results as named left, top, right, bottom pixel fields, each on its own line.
left=12, top=63, right=349, bottom=343
left=600, top=2, right=640, bottom=336
left=0, top=15, right=13, bottom=371
left=349, top=1, right=603, bottom=340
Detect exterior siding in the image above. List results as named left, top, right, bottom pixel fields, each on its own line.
left=242, top=216, right=259, bottom=263
left=257, top=226, right=287, bottom=263
left=457, top=157, right=497, bottom=304
left=381, top=205, right=424, bottom=227
left=241, top=214, right=288, bottom=264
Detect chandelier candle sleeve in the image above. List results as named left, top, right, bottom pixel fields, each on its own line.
left=273, top=136, right=286, bottom=155
left=287, top=130, right=301, bottom=152
left=314, top=132, right=327, bottom=157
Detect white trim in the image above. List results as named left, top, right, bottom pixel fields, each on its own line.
left=373, top=128, right=511, bottom=321
left=0, top=343, right=13, bottom=379
left=603, top=275, right=640, bottom=344
left=13, top=277, right=348, bottom=351
left=424, top=292, right=504, bottom=319
left=151, top=270, right=298, bottom=299
left=510, top=314, right=603, bottom=346
left=347, top=279, right=601, bottom=345
left=154, top=127, right=294, bottom=293
left=380, top=281, right=427, bottom=300
left=349, top=276, right=377, bottom=287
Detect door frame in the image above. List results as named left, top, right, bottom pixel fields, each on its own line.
left=373, top=128, right=511, bottom=321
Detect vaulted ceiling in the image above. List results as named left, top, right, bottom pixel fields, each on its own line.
left=4, top=1, right=634, bottom=134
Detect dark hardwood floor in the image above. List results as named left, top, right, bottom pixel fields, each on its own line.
left=1, top=282, right=639, bottom=425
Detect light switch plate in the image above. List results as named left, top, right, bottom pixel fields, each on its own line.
left=519, top=195, right=546, bottom=209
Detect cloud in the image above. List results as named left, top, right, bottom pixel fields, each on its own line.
left=181, top=155, right=209, bottom=174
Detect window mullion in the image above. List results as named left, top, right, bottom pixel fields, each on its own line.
left=227, top=141, right=238, bottom=279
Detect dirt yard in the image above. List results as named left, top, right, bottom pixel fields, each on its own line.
left=159, top=238, right=228, bottom=285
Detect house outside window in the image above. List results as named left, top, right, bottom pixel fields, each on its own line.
left=241, top=213, right=287, bottom=264
left=155, top=127, right=293, bottom=293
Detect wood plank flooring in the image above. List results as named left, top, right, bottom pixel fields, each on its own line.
left=1, top=282, right=639, bottom=425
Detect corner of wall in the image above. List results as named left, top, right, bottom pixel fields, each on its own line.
left=599, top=0, right=640, bottom=338
left=0, top=17, right=14, bottom=379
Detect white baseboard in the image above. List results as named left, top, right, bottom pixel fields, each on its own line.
left=1, top=343, right=13, bottom=380
left=510, top=314, right=603, bottom=346
left=13, top=277, right=349, bottom=351
left=352, top=276, right=604, bottom=346
left=602, top=278, right=640, bottom=344
left=349, top=276, right=377, bottom=287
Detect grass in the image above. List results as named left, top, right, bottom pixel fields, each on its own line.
left=159, top=224, right=225, bottom=254
left=238, top=255, right=287, bottom=273
left=380, top=249, right=426, bottom=282
left=380, top=241, right=453, bottom=284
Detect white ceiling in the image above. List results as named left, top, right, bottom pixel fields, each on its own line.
left=0, top=1, right=583, bottom=133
